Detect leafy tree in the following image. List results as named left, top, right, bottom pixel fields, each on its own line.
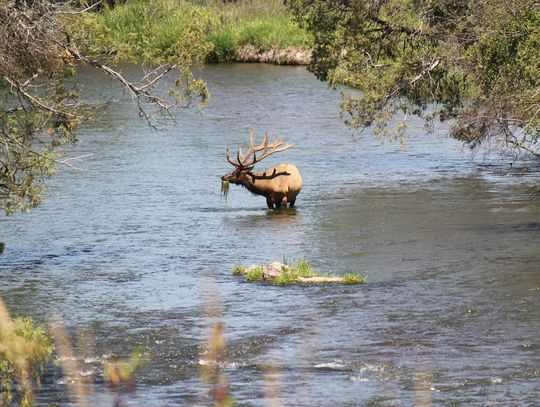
left=287, top=0, right=540, bottom=157
left=0, top=0, right=209, bottom=214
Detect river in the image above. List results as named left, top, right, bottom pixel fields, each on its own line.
left=1, top=63, right=539, bottom=406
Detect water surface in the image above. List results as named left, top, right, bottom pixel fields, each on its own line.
left=1, top=63, right=539, bottom=406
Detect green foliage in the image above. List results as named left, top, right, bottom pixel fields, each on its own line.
left=221, top=179, right=230, bottom=200
left=0, top=316, right=54, bottom=406
left=293, top=257, right=313, bottom=275
left=202, top=0, right=313, bottom=56
left=234, top=14, right=312, bottom=49
left=67, top=0, right=212, bottom=107
left=274, top=258, right=314, bottom=285
left=343, top=273, right=367, bottom=285
left=1, top=0, right=213, bottom=215
left=0, top=90, right=80, bottom=213
left=78, top=0, right=313, bottom=64
left=234, top=258, right=366, bottom=285
left=231, top=263, right=246, bottom=276
left=71, top=0, right=212, bottom=62
left=1, top=1, right=81, bottom=214
left=287, top=0, right=540, bottom=156
left=246, top=265, right=264, bottom=281
left=207, top=30, right=237, bottom=62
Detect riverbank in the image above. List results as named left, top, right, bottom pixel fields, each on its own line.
left=70, top=0, right=313, bottom=66
left=232, top=45, right=311, bottom=65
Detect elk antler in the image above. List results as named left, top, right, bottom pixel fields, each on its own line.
left=248, top=168, right=291, bottom=182
left=225, top=129, right=292, bottom=169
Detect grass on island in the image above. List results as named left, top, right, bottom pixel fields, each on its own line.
left=246, top=265, right=264, bottom=282
left=231, top=263, right=265, bottom=281
left=231, top=258, right=366, bottom=285
left=231, top=263, right=246, bottom=276
left=342, top=273, right=367, bottom=285
left=274, top=257, right=314, bottom=285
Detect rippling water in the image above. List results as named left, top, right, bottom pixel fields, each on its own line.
left=1, top=64, right=539, bottom=406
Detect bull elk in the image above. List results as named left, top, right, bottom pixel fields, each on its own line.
left=221, top=130, right=302, bottom=209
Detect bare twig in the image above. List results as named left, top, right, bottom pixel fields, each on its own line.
left=507, top=137, right=540, bottom=157
left=2, top=131, right=91, bottom=170
left=50, top=319, right=91, bottom=407
left=60, top=0, right=104, bottom=15
left=3, top=76, right=76, bottom=118
left=409, top=59, right=440, bottom=85
left=66, top=45, right=181, bottom=126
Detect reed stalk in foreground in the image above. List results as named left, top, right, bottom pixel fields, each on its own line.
left=200, top=282, right=234, bottom=407
left=49, top=320, right=91, bottom=407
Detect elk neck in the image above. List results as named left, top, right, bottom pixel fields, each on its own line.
left=236, top=171, right=273, bottom=197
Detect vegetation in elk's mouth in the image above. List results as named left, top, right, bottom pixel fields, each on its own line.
left=231, top=258, right=366, bottom=285
left=221, top=180, right=230, bottom=200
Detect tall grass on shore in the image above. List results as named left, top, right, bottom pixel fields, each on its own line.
left=201, top=0, right=313, bottom=62
left=68, top=0, right=213, bottom=63
left=70, top=0, right=313, bottom=64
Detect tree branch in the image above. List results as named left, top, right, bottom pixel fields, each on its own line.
left=3, top=76, right=76, bottom=118
left=65, top=45, right=182, bottom=126
left=1, top=130, right=92, bottom=171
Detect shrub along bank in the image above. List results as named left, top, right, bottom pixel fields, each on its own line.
left=73, top=0, right=313, bottom=65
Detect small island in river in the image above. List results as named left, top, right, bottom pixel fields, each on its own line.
left=232, top=259, right=366, bottom=285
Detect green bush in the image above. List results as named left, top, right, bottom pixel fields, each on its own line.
left=235, top=15, right=312, bottom=48
left=231, top=263, right=246, bottom=276
left=246, top=265, right=264, bottom=281
left=274, top=257, right=315, bottom=285
left=343, top=273, right=367, bottom=285
left=71, top=0, right=312, bottom=63
left=0, top=316, right=54, bottom=406
left=206, top=30, right=237, bottom=62
left=71, top=0, right=212, bottom=62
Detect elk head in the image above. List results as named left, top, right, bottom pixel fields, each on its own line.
left=221, top=129, right=302, bottom=209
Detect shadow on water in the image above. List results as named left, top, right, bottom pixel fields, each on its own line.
left=265, top=207, right=299, bottom=217
left=1, top=63, right=539, bottom=406
left=246, top=207, right=301, bottom=223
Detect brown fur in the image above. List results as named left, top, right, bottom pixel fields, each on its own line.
left=223, top=163, right=302, bottom=209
